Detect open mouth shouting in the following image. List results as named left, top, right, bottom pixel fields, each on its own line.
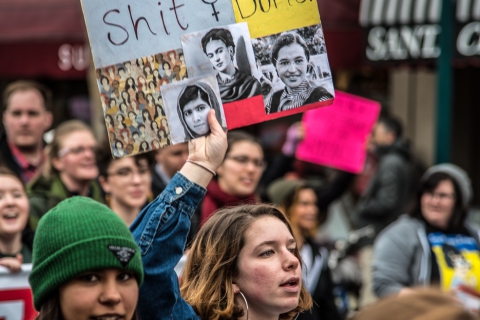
left=280, top=277, right=300, bottom=292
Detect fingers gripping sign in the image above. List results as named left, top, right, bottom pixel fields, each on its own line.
left=180, top=109, right=227, bottom=187
left=188, top=109, right=227, bottom=172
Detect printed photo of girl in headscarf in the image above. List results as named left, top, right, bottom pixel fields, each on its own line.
left=160, top=74, right=227, bottom=144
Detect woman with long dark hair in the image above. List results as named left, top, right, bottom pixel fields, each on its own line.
left=125, top=77, right=137, bottom=101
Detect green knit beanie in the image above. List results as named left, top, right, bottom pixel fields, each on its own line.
left=29, top=196, right=144, bottom=311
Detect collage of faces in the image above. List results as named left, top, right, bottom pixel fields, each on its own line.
left=96, top=49, right=188, bottom=158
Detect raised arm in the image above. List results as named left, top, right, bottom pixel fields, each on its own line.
left=130, top=110, right=227, bottom=320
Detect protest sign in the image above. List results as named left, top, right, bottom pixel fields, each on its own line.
left=0, top=264, right=36, bottom=320
left=81, top=0, right=236, bottom=68
left=296, top=91, right=381, bottom=174
left=80, top=0, right=335, bottom=158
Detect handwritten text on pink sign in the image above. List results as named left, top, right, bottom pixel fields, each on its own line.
left=296, top=91, right=381, bottom=174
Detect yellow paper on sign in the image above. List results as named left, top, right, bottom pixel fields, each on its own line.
left=231, top=0, right=321, bottom=39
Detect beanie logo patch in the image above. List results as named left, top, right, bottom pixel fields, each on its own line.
left=107, top=245, right=136, bottom=267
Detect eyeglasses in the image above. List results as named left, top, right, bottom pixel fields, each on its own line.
left=425, top=192, right=456, bottom=201
left=107, top=167, right=151, bottom=181
left=226, top=156, right=265, bottom=169
left=58, top=145, right=97, bottom=157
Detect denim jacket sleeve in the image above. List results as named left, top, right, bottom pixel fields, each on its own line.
left=130, top=172, right=204, bottom=320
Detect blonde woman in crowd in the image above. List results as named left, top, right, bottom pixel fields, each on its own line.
left=27, top=120, right=103, bottom=229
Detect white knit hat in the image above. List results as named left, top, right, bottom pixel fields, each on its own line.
left=421, top=163, right=472, bottom=207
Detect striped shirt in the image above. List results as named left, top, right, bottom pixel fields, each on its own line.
left=278, top=80, right=316, bottom=112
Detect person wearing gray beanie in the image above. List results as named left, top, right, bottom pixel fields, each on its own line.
left=372, top=163, right=480, bottom=300
left=421, top=163, right=472, bottom=207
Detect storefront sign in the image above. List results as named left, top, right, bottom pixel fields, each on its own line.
left=457, top=21, right=480, bottom=56
left=366, top=25, right=441, bottom=60
left=360, top=0, right=480, bottom=62
left=58, top=43, right=90, bottom=71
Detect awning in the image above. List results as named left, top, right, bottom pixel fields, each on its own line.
left=0, top=0, right=85, bottom=42
left=318, top=0, right=365, bottom=70
left=0, top=0, right=89, bottom=79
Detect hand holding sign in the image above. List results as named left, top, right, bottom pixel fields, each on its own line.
left=0, top=254, right=23, bottom=273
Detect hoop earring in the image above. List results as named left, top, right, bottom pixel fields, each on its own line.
left=293, top=313, right=299, bottom=320
left=239, top=291, right=249, bottom=320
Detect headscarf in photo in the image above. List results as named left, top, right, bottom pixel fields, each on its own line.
left=177, top=82, right=223, bottom=139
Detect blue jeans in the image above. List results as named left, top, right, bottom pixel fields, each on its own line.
left=130, top=173, right=204, bottom=320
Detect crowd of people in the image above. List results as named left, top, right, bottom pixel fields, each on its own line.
left=0, top=79, right=479, bottom=319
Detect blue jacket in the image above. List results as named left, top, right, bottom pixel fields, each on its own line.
left=130, top=173, right=204, bottom=320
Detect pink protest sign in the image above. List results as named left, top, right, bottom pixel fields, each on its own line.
left=296, top=91, right=381, bottom=174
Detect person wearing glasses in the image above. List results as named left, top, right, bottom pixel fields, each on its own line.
left=372, top=164, right=480, bottom=299
left=200, top=130, right=264, bottom=226
left=267, top=32, right=333, bottom=114
left=97, top=139, right=153, bottom=226
left=26, top=120, right=104, bottom=229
